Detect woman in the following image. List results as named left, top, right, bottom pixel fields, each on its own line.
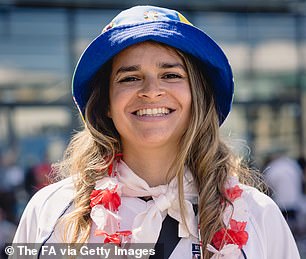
left=12, top=5, right=300, bottom=259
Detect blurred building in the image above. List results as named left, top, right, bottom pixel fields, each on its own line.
left=0, top=0, right=305, bottom=167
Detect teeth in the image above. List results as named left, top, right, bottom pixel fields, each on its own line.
left=136, top=108, right=171, bottom=116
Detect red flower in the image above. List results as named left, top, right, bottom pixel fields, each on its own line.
left=212, top=219, right=248, bottom=250
left=104, top=234, right=120, bottom=244
left=90, top=186, right=121, bottom=211
left=107, top=153, right=123, bottom=176
left=230, top=219, right=247, bottom=232
left=108, top=163, right=114, bottom=176
left=95, top=230, right=132, bottom=245
left=212, top=228, right=227, bottom=250
left=225, top=185, right=243, bottom=202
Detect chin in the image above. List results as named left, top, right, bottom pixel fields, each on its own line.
left=137, top=134, right=180, bottom=148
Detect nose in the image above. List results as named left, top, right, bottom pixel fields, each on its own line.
left=138, top=77, right=165, bottom=99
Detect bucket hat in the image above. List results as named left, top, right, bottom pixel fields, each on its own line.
left=72, top=5, right=234, bottom=125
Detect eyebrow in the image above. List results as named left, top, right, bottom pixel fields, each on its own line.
left=115, top=65, right=140, bottom=75
left=158, top=62, right=186, bottom=71
left=115, top=62, right=186, bottom=75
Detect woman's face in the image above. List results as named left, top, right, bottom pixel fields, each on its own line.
left=109, top=42, right=192, bottom=151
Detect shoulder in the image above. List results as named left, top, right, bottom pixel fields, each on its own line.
left=27, top=177, right=75, bottom=211
left=225, top=177, right=277, bottom=218
left=35, top=177, right=75, bottom=199
left=12, top=177, right=76, bottom=243
left=241, top=184, right=278, bottom=214
left=224, top=179, right=281, bottom=229
left=237, top=184, right=300, bottom=258
left=238, top=183, right=286, bottom=228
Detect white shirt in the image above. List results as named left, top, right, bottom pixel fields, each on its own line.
left=12, top=168, right=300, bottom=258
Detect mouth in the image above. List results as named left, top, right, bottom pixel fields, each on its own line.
left=132, top=107, right=175, bottom=117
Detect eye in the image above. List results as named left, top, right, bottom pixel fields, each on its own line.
left=162, top=73, right=183, bottom=79
left=118, top=76, right=140, bottom=83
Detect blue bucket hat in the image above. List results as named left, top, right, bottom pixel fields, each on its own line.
left=72, top=5, right=234, bottom=125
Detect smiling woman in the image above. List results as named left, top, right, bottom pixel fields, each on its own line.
left=11, top=5, right=300, bottom=259
left=109, top=42, right=192, bottom=184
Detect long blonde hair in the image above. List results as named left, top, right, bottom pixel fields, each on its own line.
left=54, top=42, right=259, bottom=258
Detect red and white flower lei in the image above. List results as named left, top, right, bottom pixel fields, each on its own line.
left=207, top=177, right=249, bottom=258
left=89, top=154, right=132, bottom=245
left=89, top=157, right=249, bottom=257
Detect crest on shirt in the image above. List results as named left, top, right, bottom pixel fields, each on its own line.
left=192, top=243, right=201, bottom=259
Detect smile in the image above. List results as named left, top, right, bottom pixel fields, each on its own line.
left=133, top=107, right=174, bottom=117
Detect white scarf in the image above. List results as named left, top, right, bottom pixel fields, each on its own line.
left=90, top=160, right=250, bottom=258
left=116, top=160, right=199, bottom=243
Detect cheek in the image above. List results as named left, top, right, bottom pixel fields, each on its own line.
left=108, top=94, right=119, bottom=119
left=108, top=86, right=120, bottom=117
left=181, top=89, right=192, bottom=124
left=108, top=95, right=116, bottom=120
left=108, top=88, right=129, bottom=119
left=186, top=91, right=192, bottom=108
left=181, top=87, right=192, bottom=112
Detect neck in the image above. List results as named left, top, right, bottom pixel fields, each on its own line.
left=122, top=144, right=178, bottom=187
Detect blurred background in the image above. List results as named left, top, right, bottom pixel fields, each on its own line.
left=0, top=0, right=305, bottom=257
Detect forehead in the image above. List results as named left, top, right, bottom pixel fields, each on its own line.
left=112, top=41, right=184, bottom=65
